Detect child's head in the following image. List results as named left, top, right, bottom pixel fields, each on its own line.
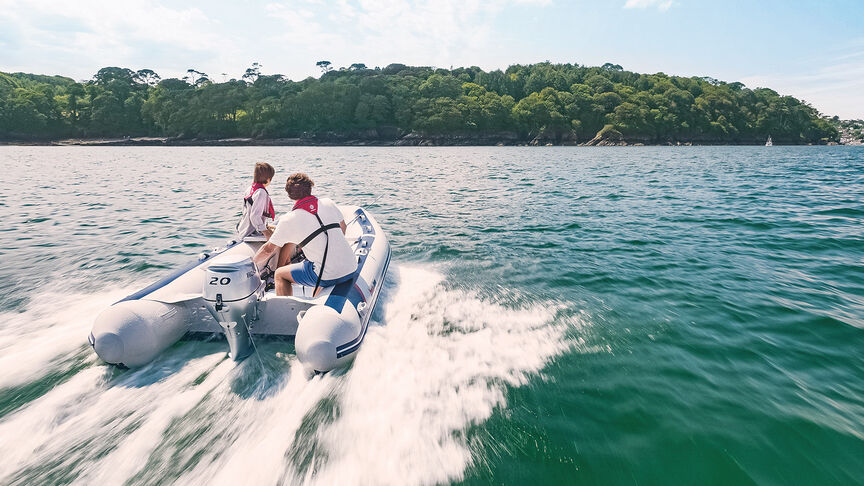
left=254, top=162, right=275, bottom=185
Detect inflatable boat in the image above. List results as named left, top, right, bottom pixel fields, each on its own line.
left=88, top=205, right=390, bottom=373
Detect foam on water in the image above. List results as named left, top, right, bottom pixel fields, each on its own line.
left=298, top=265, right=575, bottom=485
left=78, top=355, right=236, bottom=485
left=0, top=264, right=576, bottom=485
left=0, top=352, right=228, bottom=484
left=0, top=287, right=131, bottom=390
left=171, top=364, right=338, bottom=486
left=3, top=145, right=863, bottom=484
left=172, top=264, right=575, bottom=485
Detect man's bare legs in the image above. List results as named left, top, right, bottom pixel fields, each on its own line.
left=274, top=266, right=294, bottom=296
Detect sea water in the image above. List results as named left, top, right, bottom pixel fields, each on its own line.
left=0, top=146, right=862, bottom=485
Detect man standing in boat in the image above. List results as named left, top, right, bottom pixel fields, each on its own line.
left=253, top=173, right=357, bottom=296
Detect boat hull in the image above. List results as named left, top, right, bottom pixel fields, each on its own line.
left=89, top=205, right=390, bottom=372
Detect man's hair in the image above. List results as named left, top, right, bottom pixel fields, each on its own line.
left=285, top=173, right=314, bottom=200
left=254, top=162, right=275, bottom=184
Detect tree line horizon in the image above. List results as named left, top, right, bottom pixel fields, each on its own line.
left=0, top=61, right=839, bottom=144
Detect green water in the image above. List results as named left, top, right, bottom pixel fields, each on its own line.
left=0, top=146, right=862, bottom=485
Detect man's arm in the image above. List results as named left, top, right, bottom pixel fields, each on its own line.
left=340, top=220, right=347, bottom=234
left=253, top=242, right=281, bottom=274
left=278, top=242, right=297, bottom=268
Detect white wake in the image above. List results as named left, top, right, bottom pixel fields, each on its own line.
left=0, top=265, right=579, bottom=486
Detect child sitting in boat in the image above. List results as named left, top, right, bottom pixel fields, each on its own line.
left=236, top=162, right=276, bottom=239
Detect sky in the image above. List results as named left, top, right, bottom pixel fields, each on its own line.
left=0, top=0, right=862, bottom=118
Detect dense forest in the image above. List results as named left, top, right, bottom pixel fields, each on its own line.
left=0, top=62, right=839, bottom=144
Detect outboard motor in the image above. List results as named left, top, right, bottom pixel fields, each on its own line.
left=203, top=255, right=262, bottom=361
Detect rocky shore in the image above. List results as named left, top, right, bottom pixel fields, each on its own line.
left=0, top=130, right=850, bottom=147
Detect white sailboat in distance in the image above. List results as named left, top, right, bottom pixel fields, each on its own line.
left=765, top=135, right=773, bottom=146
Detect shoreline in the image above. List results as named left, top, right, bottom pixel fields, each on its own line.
left=0, top=136, right=850, bottom=147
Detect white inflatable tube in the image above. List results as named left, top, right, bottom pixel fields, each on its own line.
left=89, top=205, right=390, bottom=373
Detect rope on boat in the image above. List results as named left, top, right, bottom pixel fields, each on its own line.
left=245, top=281, right=268, bottom=377
left=244, top=319, right=267, bottom=377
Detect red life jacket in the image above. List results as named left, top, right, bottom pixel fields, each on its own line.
left=292, top=195, right=318, bottom=214
left=244, top=183, right=275, bottom=219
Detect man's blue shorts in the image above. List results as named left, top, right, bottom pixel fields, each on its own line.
left=288, top=260, right=353, bottom=287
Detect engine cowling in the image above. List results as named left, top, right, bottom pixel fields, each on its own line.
left=203, top=254, right=262, bottom=360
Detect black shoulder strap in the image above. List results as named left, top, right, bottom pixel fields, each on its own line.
left=297, top=221, right=340, bottom=249
left=237, top=196, right=254, bottom=233
left=299, top=212, right=340, bottom=296
left=244, top=188, right=255, bottom=206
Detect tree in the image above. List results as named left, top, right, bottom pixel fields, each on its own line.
left=460, top=83, right=515, bottom=132
left=243, top=62, right=262, bottom=83
left=611, top=102, right=647, bottom=135
left=585, top=74, right=614, bottom=93
left=381, top=63, right=409, bottom=75
left=512, top=87, right=575, bottom=140
left=418, top=74, right=462, bottom=99
left=354, top=94, right=390, bottom=128
left=66, top=83, right=86, bottom=122
left=184, top=69, right=209, bottom=86
left=93, top=67, right=137, bottom=87
left=0, top=63, right=841, bottom=144
left=136, top=69, right=161, bottom=86
left=413, top=97, right=463, bottom=133
left=89, top=89, right=125, bottom=135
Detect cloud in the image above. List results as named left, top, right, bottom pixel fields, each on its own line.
left=0, top=0, right=234, bottom=79
left=0, top=0, right=858, bottom=119
left=739, top=41, right=864, bottom=118
left=623, top=0, right=674, bottom=11
left=0, top=0, right=556, bottom=82
left=261, top=0, right=553, bottom=73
